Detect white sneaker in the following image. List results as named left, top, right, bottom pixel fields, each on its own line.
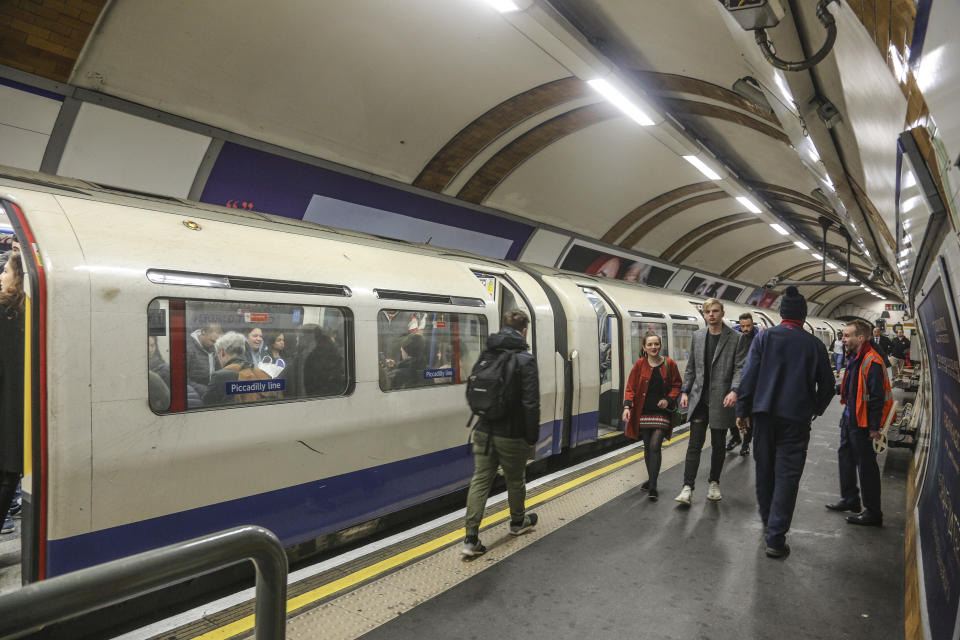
left=674, top=485, right=692, bottom=505
left=707, top=481, right=722, bottom=501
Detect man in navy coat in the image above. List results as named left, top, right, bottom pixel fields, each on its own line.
left=736, top=287, right=835, bottom=558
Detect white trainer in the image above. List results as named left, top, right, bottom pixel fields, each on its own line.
left=707, top=481, right=722, bottom=501
left=674, top=485, right=693, bottom=505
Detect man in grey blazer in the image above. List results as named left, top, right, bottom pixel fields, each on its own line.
left=675, top=298, right=750, bottom=504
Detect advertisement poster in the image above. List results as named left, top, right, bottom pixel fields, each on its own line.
left=915, top=278, right=960, bottom=640
left=745, top=288, right=780, bottom=309
left=559, top=243, right=674, bottom=288
left=682, top=275, right=743, bottom=302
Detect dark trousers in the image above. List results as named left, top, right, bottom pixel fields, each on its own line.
left=640, top=428, right=667, bottom=490
left=838, top=414, right=882, bottom=516
left=683, top=405, right=725, bottom=488
left=752, top=415, right=810, bottom=548
left=0, top=471, right=18, bottom=522
left=727, top=425, right=753, bottom=446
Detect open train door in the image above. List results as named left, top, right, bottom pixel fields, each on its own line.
left=1, top=200, right=47, bottom=584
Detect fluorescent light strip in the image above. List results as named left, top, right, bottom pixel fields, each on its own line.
left=794, top=241, right=809, bottom=250
left=682, top=155, right=721, bottom=180
left=485, top=0, right=520, bottom=12
left=770, top=223, right=788, bottom=235
left=811, top=252, right=823, bottom=260
left=587, top=79, right=655, bottom=126
left=736, top=196, right=762, bottom=213
left=827, top=262, right=837, bottom=269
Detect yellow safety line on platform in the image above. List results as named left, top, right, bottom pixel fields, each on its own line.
left=191, top=431, right=690, bottom=640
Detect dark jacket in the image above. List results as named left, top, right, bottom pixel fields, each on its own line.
left=841, top=343, right=886, bottom=429
left=475, top=328, right=540, bottom=445
left=736, top=321, right=835, bottom=424
left=186, top=330, right=217, bottom=393
left=202, top=356, right=247, bottom=406
left=890, top=336, right=910, bottom=360
left=870, top=335, right=893, bottom=367
left=0, top=306, right=24, bottom=473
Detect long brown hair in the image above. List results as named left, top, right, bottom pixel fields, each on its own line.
left=0, top=253, right=25, bottom=316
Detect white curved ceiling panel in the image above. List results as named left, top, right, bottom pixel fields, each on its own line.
left=633, top=197, right=742, bottom=257
left=681, top=225, right=783, bottom=274
left=484, top=117, right=702, bottom=237
left=71, top=0, right=568, bottom=183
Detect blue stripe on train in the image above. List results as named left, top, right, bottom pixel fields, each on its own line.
left=47, top=413, right=601, bottom=576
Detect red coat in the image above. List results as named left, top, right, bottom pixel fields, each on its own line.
left=623, top=357, right=682, bottom=440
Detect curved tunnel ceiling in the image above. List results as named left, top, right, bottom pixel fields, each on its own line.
left=47, top=0, right=910, bottom=306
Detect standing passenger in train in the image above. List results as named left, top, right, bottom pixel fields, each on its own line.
left=735, top=287, right=835, bottom=558
left=203, top=332, right=252, bottom=405
left=622, top=334, right=682, bottom=501
left=385, top=333, right=427, bottom=390
left=244, top=326, right=269, bottom=365
left=186, top=322, right=223, bottom=395
left=262, top=330, right=288, bottom=369
left=675, top=298, right=749, bottom=504
left=462, top=309, right=539, bottom=557
left=726, top=313, right=757, bottom=456
left=827, top=319, right=892, bottom=527
left=0, top=254, right=25, bottom=534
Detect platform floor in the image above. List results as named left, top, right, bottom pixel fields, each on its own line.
left=348, top=402, right=906, bottom=640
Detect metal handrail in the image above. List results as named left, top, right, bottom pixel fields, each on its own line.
left=0, top=525, right=287, bottom=640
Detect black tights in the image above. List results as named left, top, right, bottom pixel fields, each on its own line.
left=0, top=471, right=18, bottom=522
left=641, top=428, right=667, bottom=490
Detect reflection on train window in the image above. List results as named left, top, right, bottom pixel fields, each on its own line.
left=630, top=321, right=667, bottom=363
left=147, top=299, right=352, bottom=413
left=580, top=288, right=616, bottom=387
left=672, top=323, right=698, bottom=375
left=377, top=310, right=487, bottom=391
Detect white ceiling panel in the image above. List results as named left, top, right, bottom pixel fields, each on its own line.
left=485, top=117, right=702, bottom=237
left=71, top=0, right=568, bottom=183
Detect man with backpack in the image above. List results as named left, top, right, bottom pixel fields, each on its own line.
left=461, top=309, right=540, bottom=557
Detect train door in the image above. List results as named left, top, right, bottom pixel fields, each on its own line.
left=579, top=287, right=621, bottom=436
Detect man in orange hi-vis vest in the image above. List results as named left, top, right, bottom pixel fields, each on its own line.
left=827, top=319, right=893, bottom=527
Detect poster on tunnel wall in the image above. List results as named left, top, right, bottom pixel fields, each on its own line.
left=915, top=277, right=960, bottom=640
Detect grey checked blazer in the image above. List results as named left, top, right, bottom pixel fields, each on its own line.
left=681, top=324, right=750, bottom=431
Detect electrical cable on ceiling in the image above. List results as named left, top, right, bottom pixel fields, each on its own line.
left=755, top=0, right=839, bottom=71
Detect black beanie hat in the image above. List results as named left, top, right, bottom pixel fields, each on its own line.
left=780, top=286, right=807, bottom=321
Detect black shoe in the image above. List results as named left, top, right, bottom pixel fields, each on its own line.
left=640, top=480, right=650, bottom=491
left=739, top=445, right=750, bottom=456
left=825, top=501, right=862, bottom=513
left=846, top=513, right=883, bottom=527
left=765, top=543, right=790, bottom=559
left=726, top=437, right=742, bottom=451
left=648, top=488, right=658, bottom=502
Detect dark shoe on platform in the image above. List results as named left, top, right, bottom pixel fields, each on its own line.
left=640, top=480, right=650, bottom=491
left=765, top=543, right=790, bottom=559
left=739, top=445, right=750, bottom=457
left=726, top=437, right=741, bottom=451
left=648, top=488, right=659, bottom=502
left=846, top=513, right=883, bottom=527
left=825, top=501, right=862, bottom=513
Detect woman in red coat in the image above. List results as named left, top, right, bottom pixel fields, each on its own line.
left=621, top=333, right=682, bottom=501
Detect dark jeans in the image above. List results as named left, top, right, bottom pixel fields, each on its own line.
left=641, top=428, right=667, bottom=490
left=0, top=471, right=19, bottom=524
left=838, top=414, right=883, bottom=517
left=752, top=415, right=810, bottom=548
left=834, top=353, right=845, bottom=372
left=683, top=405, right=725, bottom=488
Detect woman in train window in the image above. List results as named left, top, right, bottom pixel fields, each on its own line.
left=262, top=329, right=288, bottom=370
left=0, top=253, right=25, bottom=534
left=243, top=326, right=269, bottom=366
left=621, top=333, right=682, bottom=501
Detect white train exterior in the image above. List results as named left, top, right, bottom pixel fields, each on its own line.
left=0, top=169, right=842, bottom=580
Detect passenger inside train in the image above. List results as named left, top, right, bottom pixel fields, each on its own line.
left=0, top=247, right=24, bottom=537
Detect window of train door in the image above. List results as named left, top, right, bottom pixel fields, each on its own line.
left=498, top=280, right=533, bottom=349
left=579, top=287, right=620, bottom=432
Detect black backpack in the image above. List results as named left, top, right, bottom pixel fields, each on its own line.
left=466, top=349, right=518, bottom=425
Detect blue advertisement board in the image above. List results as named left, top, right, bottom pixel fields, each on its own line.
left=916, top=278, right=960, bottom=639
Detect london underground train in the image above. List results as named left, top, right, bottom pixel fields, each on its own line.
left=0, top=168, right=842, bottom=581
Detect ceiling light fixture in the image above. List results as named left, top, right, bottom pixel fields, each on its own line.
left=682, top=155, right=722, bottom=180
left=485, top=0, right=520, bottom=12
left=736, top=196, right=762, bottom=213
left=827, top=262, right=837, bottom=269
left=794, top=241, right=809, bottom=250
left=811, top=252, right=823, bottom=260
left=770, top=223, right=789, bottom=235
left=587, top=79, right=655, bottom=126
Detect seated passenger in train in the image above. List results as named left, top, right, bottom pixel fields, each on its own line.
left=148, top=335, right=170, bottom=381
left=384, top=333, right=427, bottom=390
left=302, top=327, right=347, bottom=397
left=203, top=331, right=281, bottom=405
left=186, top=322, right=223, bottom=395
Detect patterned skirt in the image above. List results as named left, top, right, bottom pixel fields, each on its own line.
left=635, top=413, right=671, bottom=430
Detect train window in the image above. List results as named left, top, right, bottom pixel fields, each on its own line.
left=147, top=298, right=352, bottom=413
left=672, top=323, right=698, bottom=375
left=377, top=310, right=487, bottom=391
left=630, top=321, right=668, bottom=363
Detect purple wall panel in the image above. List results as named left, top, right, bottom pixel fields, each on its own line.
left=200, top=142, right=532, bottom=259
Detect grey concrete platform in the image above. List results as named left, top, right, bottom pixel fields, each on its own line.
left=358, top=399, right=908, bottom=640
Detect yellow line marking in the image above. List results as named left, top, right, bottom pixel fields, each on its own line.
left=190, top=432, right=690, bottom=639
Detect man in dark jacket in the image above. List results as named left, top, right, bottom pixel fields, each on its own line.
left=826, top=319, right=889, bottom=527
left=727, top=312, right=758, bottom=455
left=186, top=322, right=223, bottom=396
left=870, top=326, right=893, bottom=368
left=462, top=309, right=540, bottom=557
left=736, top=287, right=835, bottom=558
left=889, top=328, right=910, bottom=378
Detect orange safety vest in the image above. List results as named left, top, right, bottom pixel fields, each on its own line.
left=853, top=349, right=894, bottom=428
